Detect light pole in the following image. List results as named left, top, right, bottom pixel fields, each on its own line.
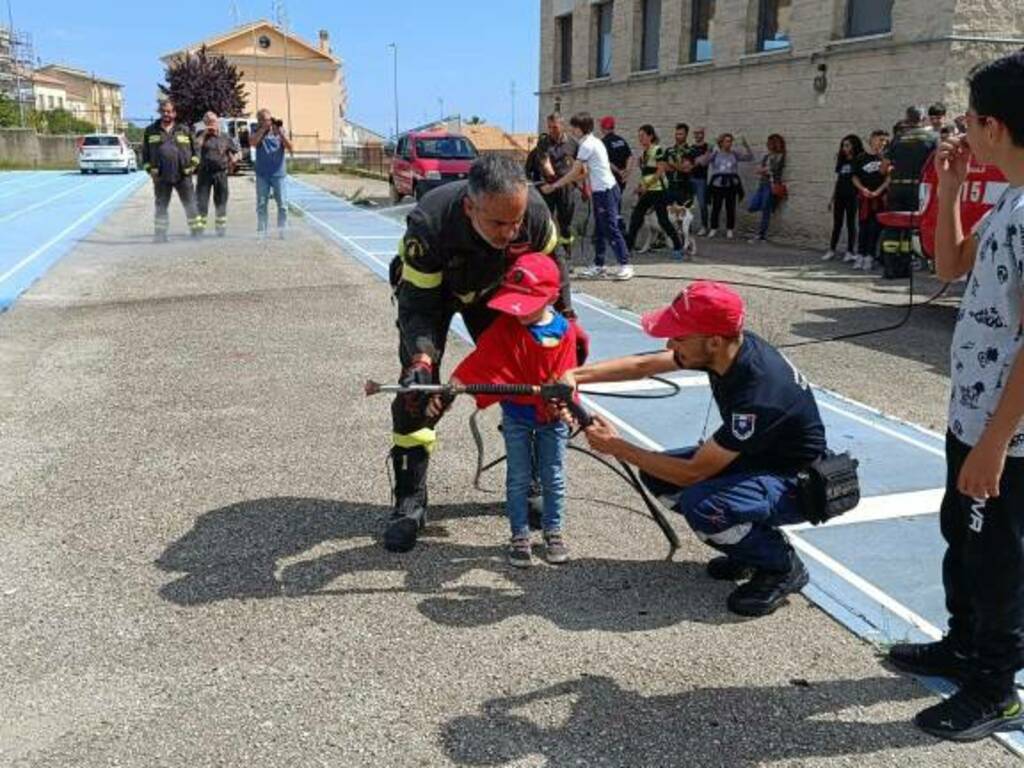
left=438, top=97, right=444, bottom=121
left=387, top=43, right=399, bottom=141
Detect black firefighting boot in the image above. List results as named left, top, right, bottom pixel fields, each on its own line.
left=384, top=446, right=429, bottom=553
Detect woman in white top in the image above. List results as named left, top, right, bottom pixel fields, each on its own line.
left=542, top=111, right=632, bottom=281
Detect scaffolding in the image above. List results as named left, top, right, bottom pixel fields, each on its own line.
left=0, top=24, right=35, bottom=121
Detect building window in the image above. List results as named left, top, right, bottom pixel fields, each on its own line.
left=594, top=1, right=613, bottom=78
left=58, top=96, right=64, bottom=108
left=638, top=0, right=661, bottom=71
left=47, top=94, right=54, bottom=109
left=556, top=13, right=573, bottom=84
left=846, top=0, right=893, bottom=37
left=757, top=0, right=792, bottom=52
left=690, top=0, right=715, bottom=62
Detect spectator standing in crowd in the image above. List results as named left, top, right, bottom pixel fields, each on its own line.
left=851, top=130, right=891, bottom=270
left=698, top=133, right=754, bottom=239
left=823, top=134, right=864, bottom=262
left=599, top=116, right=632, bottom=193
left=928, top=102, right=949, bottom=133
left=195, top=112, right=239, bottom=238
left=748, top=133, right=787, bottom=243
left=536, top=113, right=578, bottom=267
left=687, top=127, right=711, bottom=235
left=542, top=112, right=630, bottom=281
left=250, top=108, right=293, bottom=239
left=887, top=51, right=1024, bottom=742
left=664, top=122, right=693, bottom=207
left=625, top=125, right=685, bottom=265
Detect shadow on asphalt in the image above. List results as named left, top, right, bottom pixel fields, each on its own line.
left=156, top=496, right=738, bottom=632
left=440, top=674, right=936, bottom=766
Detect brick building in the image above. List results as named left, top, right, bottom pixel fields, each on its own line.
left=538, top=0, right=1024, bottom=245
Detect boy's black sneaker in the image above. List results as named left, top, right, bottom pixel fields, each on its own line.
left=886, top=639, right=972, bottom=682
left=915, top=687, right=1024, bottom=742
left=543, top=531, right=570, bottom=565
left=726, top=555, right=809, bottom=617
left=706, top=556, right=755, bottom=582
left=508, top=535, right=534, bottom=568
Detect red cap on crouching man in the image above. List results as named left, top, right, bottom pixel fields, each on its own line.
left=641, top=281, right=745, bottom=338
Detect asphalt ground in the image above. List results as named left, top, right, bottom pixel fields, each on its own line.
left=0, top=177, right=1016, bottom=766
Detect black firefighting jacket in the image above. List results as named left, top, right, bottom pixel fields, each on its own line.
left=142, top=120, right=199, bottom=183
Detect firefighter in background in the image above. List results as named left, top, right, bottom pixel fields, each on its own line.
left=528, top=113, right=579, bottom=266
left=385, top=154, right=573, bottom=554
left=142, top=99, right=201, bottom=242
left=195, top=111, right=239, bottom=237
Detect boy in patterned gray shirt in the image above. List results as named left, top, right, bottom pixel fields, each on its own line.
left=887, top=51, right=1024, bottom=742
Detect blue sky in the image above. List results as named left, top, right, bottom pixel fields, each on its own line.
left=13, top=0, right=541, bottom=134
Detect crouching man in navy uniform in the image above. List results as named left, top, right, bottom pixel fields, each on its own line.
left=563, top=281, right=827, bottom=616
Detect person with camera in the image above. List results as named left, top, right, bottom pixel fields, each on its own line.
left=250, top=108, right=294, bottom=238
left=562, top=281, right=829, bottom=617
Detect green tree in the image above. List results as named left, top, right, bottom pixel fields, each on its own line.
left=41, top=109, right=95, bottom=135
left=160, top=46, right=247, bottom=125
left=123, top=123, right=144, bottom=143
left=0, top=93, right=21, bottom=127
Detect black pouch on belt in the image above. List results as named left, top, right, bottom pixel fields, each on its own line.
left=797, top=451, right=861, bottom=525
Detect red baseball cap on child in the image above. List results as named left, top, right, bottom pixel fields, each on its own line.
left=641, top=281, right=745, bottom=338
left=487, top=253, right=561, bottom=318
left=599, top=116, right=616, bottom=131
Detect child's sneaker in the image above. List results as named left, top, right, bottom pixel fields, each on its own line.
left=508, top=534, right=534, bottom=568
left=543, top=531, right=570, bottom=565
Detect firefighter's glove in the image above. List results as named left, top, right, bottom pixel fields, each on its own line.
left=399, top=359, right=434, bottom=418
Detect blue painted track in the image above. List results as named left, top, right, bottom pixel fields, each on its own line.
left=286, top=178, right=1021, bottom=751
left=0, top=170, right=145, bottom=311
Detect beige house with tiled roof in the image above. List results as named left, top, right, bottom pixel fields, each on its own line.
left=161, top=20, right=347, bottom=155
left=35, top=65, right=123, bottom=132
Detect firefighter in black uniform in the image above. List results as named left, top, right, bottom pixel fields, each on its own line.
left=529, top=113, right=578, bottom=266
left=385, top=154, right=569, bottom=553
left=879, top=105, right=938, bottom=277
left=195, top=111, right=239, bottom=237
left=142, top=99, right=201, bottom=242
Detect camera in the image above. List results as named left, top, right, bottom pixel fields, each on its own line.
left=272, top=118, right=283, bottom=128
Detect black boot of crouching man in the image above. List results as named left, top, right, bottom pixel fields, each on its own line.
left=725, top=552, right=809, bottom=617
left=384, top=445, right=430, bottom=553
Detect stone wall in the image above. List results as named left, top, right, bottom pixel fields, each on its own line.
left=0, top=129, right=79, bottom=167
left=539, top=0, right=1024, bottom=247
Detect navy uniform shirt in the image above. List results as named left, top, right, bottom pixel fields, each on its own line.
left=708, top=332, right=827, bottom=475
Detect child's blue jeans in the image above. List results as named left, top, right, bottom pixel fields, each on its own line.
left=502, top=409, right=569, bottom=537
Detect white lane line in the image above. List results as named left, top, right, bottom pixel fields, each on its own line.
left=818, top=400, right=945, bottom=458
left=348, top=234, right=402, bottom=240
left=785, top=487, right=944, bottom=531
left=0, top=181, right=93, bottom=223
left=0, top=177, right=142, bottom=286
left=291, top=199, right=390, bottom=272
left=291, top=178, right=411, bottom=230
left=580, top=376, right=707, bottom=394
left=574, top=294, right=645, bottom=330
left=0, top=173, right=72, bottom=200
left=789, top=535, right=944, bottom=640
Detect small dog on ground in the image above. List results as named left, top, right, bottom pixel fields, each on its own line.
left=632, top=198, right=697, bottom=260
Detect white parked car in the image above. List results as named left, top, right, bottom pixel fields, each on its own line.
left=77, top=134, right=137, bottom=174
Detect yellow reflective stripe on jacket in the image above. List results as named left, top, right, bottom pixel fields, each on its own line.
left=393, top=429, right=437, bottom=451
left=455, top=290, right=477, bottom=304
left=176, top=134, right=191, bottom=144
left=401, top=262, right=442, bottom=289
left=541, top=219, right=558, bottom=254
left=641, top=146, right=665, bottom=191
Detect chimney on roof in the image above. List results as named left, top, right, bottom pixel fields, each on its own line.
left=318, top=29, right=330, bottom=54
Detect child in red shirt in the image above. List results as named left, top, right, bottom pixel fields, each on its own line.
left=448, top=252, right=580, bottom=567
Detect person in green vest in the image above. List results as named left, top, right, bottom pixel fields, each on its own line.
left=624, top=125, right=684, bottom=265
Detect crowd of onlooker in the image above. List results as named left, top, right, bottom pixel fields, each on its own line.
left=526, top=101, right=954, bottom=281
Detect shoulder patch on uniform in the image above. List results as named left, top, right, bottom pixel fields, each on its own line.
left=731, top=413, right=757, bottom=441
left=404, top=235, right=426, bottom=262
